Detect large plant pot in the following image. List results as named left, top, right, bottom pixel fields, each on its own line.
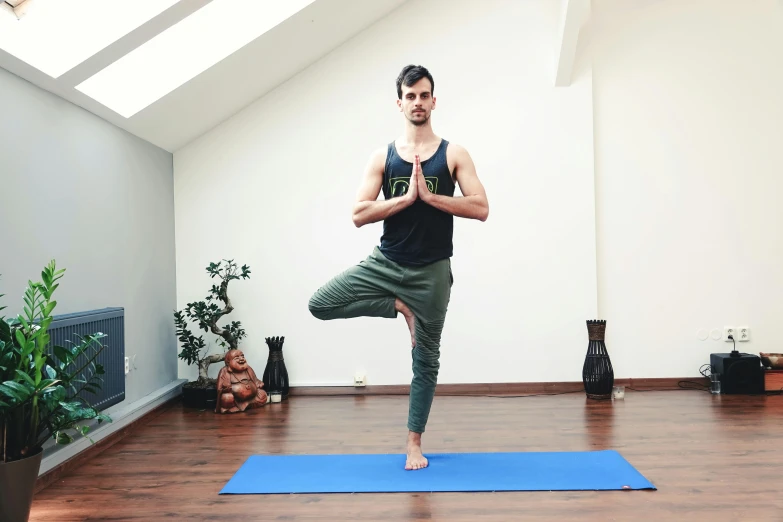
left=0, top=448, right=43, bottom=522
left=182, top=381, right=217, bottom=410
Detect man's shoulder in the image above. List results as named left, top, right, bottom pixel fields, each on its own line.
left=369, top=143, right=392, bottom=161
left=445, top=141, right=469, bottom=156
left=365, top=145, right=391, bottom=172
left=445, top=142, right=472, bottom=167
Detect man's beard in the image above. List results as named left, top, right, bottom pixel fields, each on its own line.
left=407, top=111, right=429, bottom=126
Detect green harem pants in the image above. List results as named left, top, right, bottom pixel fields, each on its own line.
left=308, top=246, right=453, bottom=433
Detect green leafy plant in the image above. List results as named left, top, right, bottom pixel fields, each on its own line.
left=0, top=261, right=111, bottom=463
left=174, top=259, right=250, bottom=387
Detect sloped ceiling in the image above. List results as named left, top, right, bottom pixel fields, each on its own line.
left=0, top=0, right=409, bottom=152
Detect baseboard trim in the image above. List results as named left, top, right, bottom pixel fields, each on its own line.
left=35, top=379, right=187, bottom=493
left=288, top=377, right=709, bottom=396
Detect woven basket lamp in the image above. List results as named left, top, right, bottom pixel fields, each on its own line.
left=582, top=320, right=614, bottom=399
left=262, top=336, right=290, bottom=400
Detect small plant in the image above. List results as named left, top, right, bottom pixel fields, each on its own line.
left=0, top=261, right=111, bottom=463
left=174, top=259, right=250, bottom=387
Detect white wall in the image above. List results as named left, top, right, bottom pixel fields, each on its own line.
left=0, top=67, right=179, bottom=403
left=174, top=0, right=597, bottom=385
left=592, top=0, right=783, bottom=377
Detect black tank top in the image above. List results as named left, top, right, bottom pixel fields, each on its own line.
left=379, top=138, right=455, bottom=266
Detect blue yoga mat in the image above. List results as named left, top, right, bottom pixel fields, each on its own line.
left=219, top=449, right=656, bottom=494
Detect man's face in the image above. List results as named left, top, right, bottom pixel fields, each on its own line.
left=398, top=78, right=435, bottom=126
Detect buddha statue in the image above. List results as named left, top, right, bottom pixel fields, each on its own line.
left=215, top=349, right=269, bottom=413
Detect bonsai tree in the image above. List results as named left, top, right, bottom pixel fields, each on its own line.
left=174, top=259, right=250, bottom=387
left=0, top=261, right=111, bottom=463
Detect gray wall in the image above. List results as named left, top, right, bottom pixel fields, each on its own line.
left=0, top=67, right=178, bottom=407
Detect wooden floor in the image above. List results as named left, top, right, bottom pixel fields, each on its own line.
left=30, top=389, right=783, bottom=521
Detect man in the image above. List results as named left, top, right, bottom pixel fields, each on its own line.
left=308, top=64, right=489, bottom=470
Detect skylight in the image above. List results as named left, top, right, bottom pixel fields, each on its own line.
left=75, top=0, right=317, bottom=119
left=0, top=0, right=180, bottom=78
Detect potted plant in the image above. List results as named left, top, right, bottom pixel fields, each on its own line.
left=174, top=259, right=250, bottom=410
left=0, top=261, right=111, bottom=522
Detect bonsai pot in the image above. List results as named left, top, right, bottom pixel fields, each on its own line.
left=182, top=380, right=217, bottom=410
left=0, top=448, right=43, bottom=522
left=760, top=353, right=783, bottom=369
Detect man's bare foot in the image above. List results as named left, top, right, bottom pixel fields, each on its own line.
left=405, top=431, right=428, bottom=470
left=395, top=298, right=416, bottom=347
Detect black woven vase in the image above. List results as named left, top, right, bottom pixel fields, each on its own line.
left=582, top=320, right=614, bottom=399
left=262, top=336, right=289, bottom=400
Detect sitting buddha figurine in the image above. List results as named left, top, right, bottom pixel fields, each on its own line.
left=215, top=349, right=269, bottom=413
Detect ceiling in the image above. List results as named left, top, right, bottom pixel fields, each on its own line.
left=0, top=0, right=409, bottom=152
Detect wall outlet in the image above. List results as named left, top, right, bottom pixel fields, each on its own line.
left=124, top=357, right=130, bottom=375
left=723, top=326, right=736, bottom=342
left=737, top=326, right=750, bottom=342
left=354, top=374, right=366, bottom=387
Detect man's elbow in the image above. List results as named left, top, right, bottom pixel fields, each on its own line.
left=351, top=209, right=364, bottom=228
left=478, top=201, right=489, bottom=222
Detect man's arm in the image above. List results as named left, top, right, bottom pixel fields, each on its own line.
left=352, top=148, right=419, bottom=227
left=417, top=144, right=489, bottom=221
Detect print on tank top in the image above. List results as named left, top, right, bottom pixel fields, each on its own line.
left=388, top=172, right=440, bottom=198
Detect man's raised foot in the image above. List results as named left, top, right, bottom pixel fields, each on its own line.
left=395, top=298, right=416, bottom=347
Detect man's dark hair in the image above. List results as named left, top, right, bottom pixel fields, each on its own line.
left=396, top=65, right=434, bottom=99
